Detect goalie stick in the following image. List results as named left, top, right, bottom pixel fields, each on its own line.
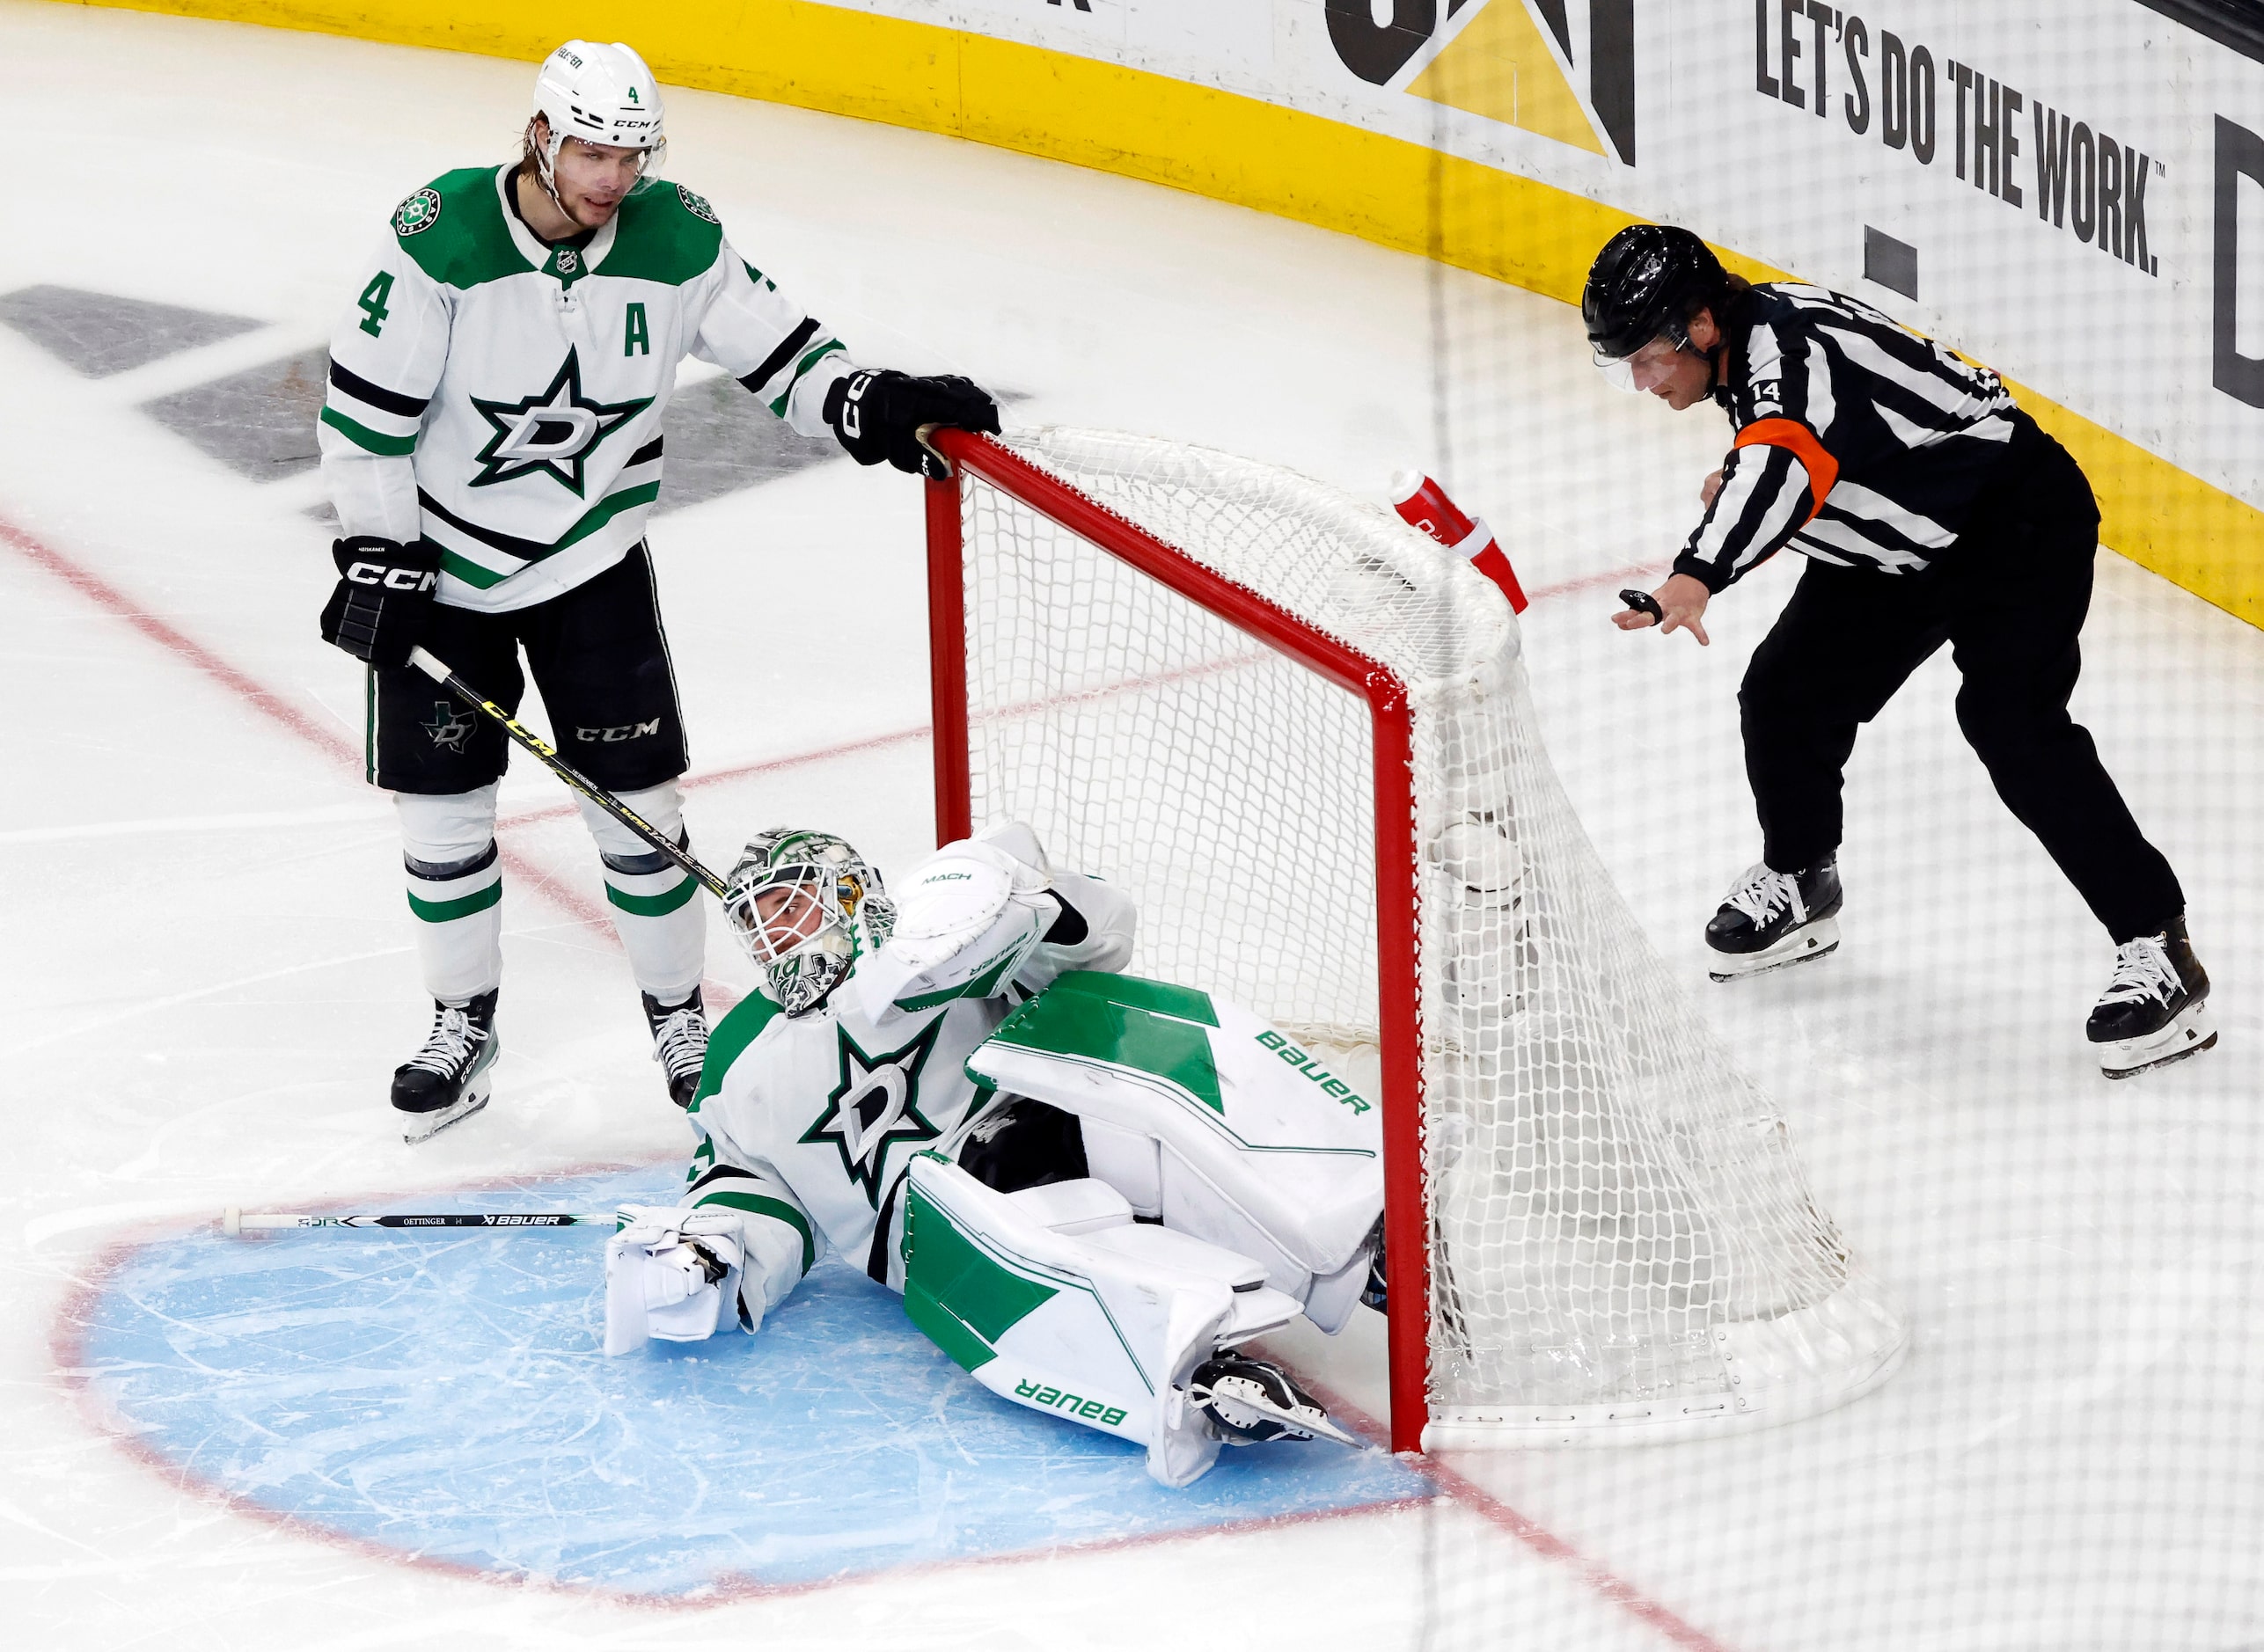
left=223, top=1207, right=620, bottom=1235
left=406, top=646, right=729, bottom=901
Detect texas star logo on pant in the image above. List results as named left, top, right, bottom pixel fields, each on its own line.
left=800, top=1018, right=947, bottom=1206
left=422, top=702, right=474, bottom=752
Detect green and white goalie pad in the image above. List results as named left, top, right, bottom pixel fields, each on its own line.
left=903, top=1153, right=1305, bottom=1487
left=964, top=972, right=1383, bottom=1334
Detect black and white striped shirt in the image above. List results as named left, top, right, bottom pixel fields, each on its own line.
left=1673, top=282, right=2021, bottom=590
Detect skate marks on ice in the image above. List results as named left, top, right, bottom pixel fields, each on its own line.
left=59, top=1168, right=1427, bottom=1600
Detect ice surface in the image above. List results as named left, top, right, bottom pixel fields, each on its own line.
left=70, top=1170, right=1424, bottom=1597
left=0, top=282, right=265, bottom=377
left=3, top=1, right=2260, bottom=1648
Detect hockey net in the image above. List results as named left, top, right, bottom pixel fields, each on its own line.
left=925, top=427, right=1907, bottom=1451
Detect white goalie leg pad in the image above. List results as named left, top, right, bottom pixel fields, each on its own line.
left=968, top=976, right=1384, bottom=1333
left=579, top=784, right=706, bottom=1005
left=904, top=1156, right=1303, bottom=1488
left=604, top=1203, right=745, bottom=1356
left=397, top=785, right=504, bottom=1003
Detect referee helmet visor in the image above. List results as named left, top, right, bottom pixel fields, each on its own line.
left=1584, top=224, right=1729, bottom=391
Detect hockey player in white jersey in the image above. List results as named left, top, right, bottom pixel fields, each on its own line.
left=316, top=40, right=1000, bottom=1140
left=604, top=823, right=1384, bottom=1487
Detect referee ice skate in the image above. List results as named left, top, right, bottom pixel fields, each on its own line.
left=317, top=40, right=1000, bottom=1140
left=1587, top=223, right=2211, bottom=1079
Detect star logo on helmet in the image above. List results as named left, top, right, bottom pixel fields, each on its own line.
left=468, top=347, right=653, bottom=495
left=800, top=1018, right=947, bottom=1206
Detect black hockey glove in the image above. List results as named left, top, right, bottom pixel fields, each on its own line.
left=319, top=536, right=441, bottom=669
left=824, top=369, right=1001, bottom=479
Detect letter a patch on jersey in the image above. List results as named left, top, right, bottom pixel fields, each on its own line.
left=468, top=347, right=653, bottom=495
left=801, top=1018, right=947, bottom=1206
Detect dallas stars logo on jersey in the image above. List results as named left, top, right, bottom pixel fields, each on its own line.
left=468, top=347, right=652, bottom=495
left=392, top=187, right=441, bottom=237
left=800, top=1018, right=947, bottom=1206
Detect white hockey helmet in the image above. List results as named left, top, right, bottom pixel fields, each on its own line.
left=854, top=837, right=1053, bottom=1026
left=529, top=40, right=667, bottom=199
left=722, top=829, right=894, bottom=1018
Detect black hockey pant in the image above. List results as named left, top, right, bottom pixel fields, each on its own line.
left=366, top=542, right=688, bottom=796
left=1737, top=427, right=2183, bottom=943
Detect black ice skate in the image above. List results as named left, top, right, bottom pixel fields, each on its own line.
left=643, top=989, right=710, bottom=1110
left=392, top=989, right=500, bottom=1144
left=2088, top=917, right=2216, bottom=1079
left=1704, top=857, right=1843, bottom=982
left=1188, top=1355, right=1359, bottom=1448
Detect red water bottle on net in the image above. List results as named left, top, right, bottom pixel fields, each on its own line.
left=1389, top=471, right=1528, bottom=613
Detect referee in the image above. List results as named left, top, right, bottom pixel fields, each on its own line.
left=1586, top=223, right=2212, bottom=1078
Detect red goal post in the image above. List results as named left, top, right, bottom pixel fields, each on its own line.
left=925, top=426, right=1436, bottom=1452
left=923, top=426, right=1906, bottom=1460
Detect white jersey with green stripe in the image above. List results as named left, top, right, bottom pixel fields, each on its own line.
left=679, top=989, right=1010, bottom=1292
left=319, top=165, right=856, bottom=612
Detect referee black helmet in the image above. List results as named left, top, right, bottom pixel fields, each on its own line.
left=1582, top=224, right=1732, bottom=363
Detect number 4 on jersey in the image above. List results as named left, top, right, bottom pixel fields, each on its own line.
left=357, top=271, right=395, bottom=337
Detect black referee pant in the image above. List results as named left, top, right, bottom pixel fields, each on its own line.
left=1737, top=418, right=2183, bottom=943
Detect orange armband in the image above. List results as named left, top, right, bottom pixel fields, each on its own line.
left=1733, top=419, right=1839, bottom=523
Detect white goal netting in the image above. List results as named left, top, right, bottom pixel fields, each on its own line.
left=949, top=428, right=1907, bottom=1443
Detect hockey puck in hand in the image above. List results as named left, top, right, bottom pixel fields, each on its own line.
left=1618, top=588, right=1665, bottom=625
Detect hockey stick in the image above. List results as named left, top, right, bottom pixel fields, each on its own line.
left=407, top=646, right=729, bottom=900
left=223, top=1207, right=620, bottom=1235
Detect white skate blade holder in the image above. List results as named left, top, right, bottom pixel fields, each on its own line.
left=2097, top=996, right=2217, bottom=1079
left=1707, top=914, right=1841, bottom=983
left=1196, top=1372, right=1361, bottom=1449
left=399, top=1071, right=494, bottom=1144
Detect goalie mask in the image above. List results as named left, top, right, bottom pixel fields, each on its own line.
left=722, top=830, right=895, bottom=1018
left=854, top=838, right=1053, bottom=1026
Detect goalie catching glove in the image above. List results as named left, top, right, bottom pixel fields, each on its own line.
left=853, top=822, right=1135, bottom=1026
left=318, top=536, right=440, bottom=668
left=824, top=369, right=1000, bottom=479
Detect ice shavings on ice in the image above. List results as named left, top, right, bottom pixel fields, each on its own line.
left=72, top=1170, right=1428, bottom=1597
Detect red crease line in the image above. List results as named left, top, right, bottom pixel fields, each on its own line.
left=11, top=514, right=1722, bottom=1647
left=1282, top=1364, right=1734, bottom=1652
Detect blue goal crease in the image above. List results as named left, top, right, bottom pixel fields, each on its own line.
left=73, top=1169, right=1432, bottom=1598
